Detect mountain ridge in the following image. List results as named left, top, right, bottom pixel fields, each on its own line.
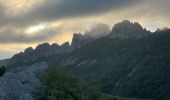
left=4, top=20, right=152, bottom=68
left=47, top=29, right=170, bottom=100
left=0, top=20, right=170, bottom=100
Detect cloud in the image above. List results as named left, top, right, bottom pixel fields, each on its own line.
left=0, top=0, right=142, bottom=27
left=0, top=26, right=61, bottom=43
left=0, top=0, right=170, bottom=59
left=85, top=23, right=111, bottom=38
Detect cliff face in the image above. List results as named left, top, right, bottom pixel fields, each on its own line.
left=108, top=20, right=151, bottom=39
left=8, top=42, right=71, bottom=67
left=71, top=33, right=95, bottom=49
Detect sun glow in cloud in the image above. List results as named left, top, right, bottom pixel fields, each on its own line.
left=26, top=24, right=46, bottom=34
left=49, top=22, right=61, bottom=28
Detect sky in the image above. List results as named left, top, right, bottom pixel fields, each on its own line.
left=0, top=0, right=170, bottom=60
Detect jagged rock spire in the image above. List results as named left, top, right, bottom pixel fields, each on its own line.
left=109, top=20, right=151, bottom=39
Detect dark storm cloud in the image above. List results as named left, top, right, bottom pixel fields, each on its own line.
left=0, top=0, right=142, bottom=26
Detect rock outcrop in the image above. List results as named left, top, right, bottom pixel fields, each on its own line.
left=0, top=62, right=48, bottom=100
left=71, top=33, right=95, bottom=49
left=108, top=20, right=151, bottom=39
left=9, top=42, right=71, bottom=67
left=7, top=25, right=110, bottom=67
left=71, top=24, right=110, bottom=49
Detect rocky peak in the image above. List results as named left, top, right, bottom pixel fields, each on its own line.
left=9, top=42, right=72, bottom=67
left=71, top=33, right=85, bottom=49
left=61, top=42, right=70, bottom=47
left=156, top=27, right=169, bottom=33
left=35, top=43, right=50, bottom=51
left=71, top=33, right=95, bottom=49
left=109, top=20, right=150, bottom=39
left=72, top=33, right=83, bottom=40
left=51, top=43, right=59, bottom=47
left=24, top=47, right=34, bottom=54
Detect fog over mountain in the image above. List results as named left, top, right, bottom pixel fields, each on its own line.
left=85, top=23, right=111, bottom=38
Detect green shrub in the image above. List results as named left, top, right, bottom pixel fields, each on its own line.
left=36, top=68, right=83, bottom=100
left=87, top=80, right=101, bottom=100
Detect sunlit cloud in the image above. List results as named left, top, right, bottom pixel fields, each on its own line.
left=26, top=23, right=46, bottom=34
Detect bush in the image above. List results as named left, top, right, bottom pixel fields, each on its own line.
left=36, top=67, right=114, bottom=100
left=36, top=68, right=83, bottom=100
left=87, top=80, right=102, bottom=100
left=0, top=65, right=6, bottom=77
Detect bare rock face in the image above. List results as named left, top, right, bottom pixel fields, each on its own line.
left=71, top=33, right=95, bottom=49
left=9, top=42, right=71, bottom=67
left=34, top=42, right=71, bottom=57
left=109, top=20, right=151, bottom=39
left=0, top=62, right=48, bottom=100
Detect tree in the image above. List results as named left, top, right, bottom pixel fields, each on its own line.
left=36, top=68, right=83, bottom=100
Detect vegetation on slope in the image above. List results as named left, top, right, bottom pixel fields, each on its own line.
left=36, top=68, right=118, bottom=100
left=48, top=30, right=170, bottom=100
left=36, top=68, right=83, bottom=100
left=6, top=29, right=170, bottom=100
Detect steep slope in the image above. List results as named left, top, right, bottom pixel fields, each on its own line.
left=113, top=30, right=170, bottom=100
left=48, top=29, right=170, bottom=100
